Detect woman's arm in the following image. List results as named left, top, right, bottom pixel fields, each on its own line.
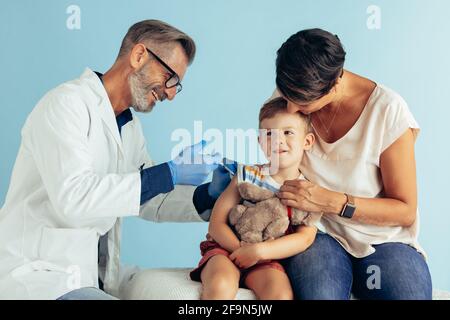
left=278, top=129, right=417, bottom=227
left=208, top=176, right=242, bottom=252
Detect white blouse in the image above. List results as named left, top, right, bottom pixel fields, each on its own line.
left=271, top=85, right=426, bottom=258
left=298, top=84, right=424, bottom=258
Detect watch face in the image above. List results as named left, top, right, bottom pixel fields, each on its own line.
left=343, top=204, right=356, bottom=219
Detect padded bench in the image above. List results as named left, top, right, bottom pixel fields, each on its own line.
left=120, top=268, right=450, bottom=300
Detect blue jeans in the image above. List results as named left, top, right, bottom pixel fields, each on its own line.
left=282, top=232, right=432, bottom=300
left=57, top=287, right=118, bottom=300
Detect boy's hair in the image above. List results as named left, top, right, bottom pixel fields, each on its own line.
left=259, top=97, right=312, bottom=133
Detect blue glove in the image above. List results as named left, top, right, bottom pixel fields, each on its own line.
left=207, top=158, right=238, bottom=199
left=168, top=140, right=221, bottom=186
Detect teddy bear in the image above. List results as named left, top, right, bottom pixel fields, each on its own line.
left=228, top=182, right=311, bottom=243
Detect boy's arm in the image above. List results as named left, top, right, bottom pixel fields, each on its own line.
left=257, top=225, right=318, bottom=260
left=208, top=176, right=242, bottom=252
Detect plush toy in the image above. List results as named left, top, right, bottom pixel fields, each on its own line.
left=228, top=182, right=311, bottom=243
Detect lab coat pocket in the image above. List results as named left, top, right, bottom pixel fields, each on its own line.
left=38, top=227, right=98, bottom=282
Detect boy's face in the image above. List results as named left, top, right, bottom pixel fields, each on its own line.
left=259, top=112, right=314, bottom=170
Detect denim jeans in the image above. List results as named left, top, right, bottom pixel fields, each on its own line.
left=282, top=232, right=432, bottom=300
left=57, top=287, right=118, bottom=300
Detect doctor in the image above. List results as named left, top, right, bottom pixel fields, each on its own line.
left=0, top=20, right=229, bottom=300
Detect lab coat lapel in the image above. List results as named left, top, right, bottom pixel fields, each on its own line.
left=98, top=97, right=125, bottom=156
left=81, top=68, right=125, bottom=156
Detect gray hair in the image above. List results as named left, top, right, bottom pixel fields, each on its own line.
left=117, top=19, right=196, bottom=64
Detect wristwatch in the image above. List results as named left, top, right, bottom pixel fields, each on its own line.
left=340, top=193, right=356, bottom=219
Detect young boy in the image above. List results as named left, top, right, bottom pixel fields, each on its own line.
left=190, top=97, right=321, bottom=300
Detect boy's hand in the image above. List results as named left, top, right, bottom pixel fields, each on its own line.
left=229, top=243, right=264, bottom=269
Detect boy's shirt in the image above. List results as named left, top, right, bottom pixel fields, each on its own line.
left=237, top=164, right=301, bottom=192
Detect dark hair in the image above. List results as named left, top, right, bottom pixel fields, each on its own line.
left=276, top=28, right=346, bottom=103
left=118, top=20, right=196, bottom=64
left=259, top=97, right=311, bottom=133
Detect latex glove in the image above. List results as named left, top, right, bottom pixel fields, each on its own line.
left=168, top=140, right=221, bottom=186
left=207, top=158, right=238, bottom=199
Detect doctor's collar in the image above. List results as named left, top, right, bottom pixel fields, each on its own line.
left=94, top=71, right=104, bottom=83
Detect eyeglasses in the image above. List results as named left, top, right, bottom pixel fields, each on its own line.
left=145, top=47, right=182, bottom=94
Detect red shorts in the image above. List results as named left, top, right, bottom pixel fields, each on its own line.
left=190, top=240, right=286, bottom=287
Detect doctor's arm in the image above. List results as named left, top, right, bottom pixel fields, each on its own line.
left=135, top=120, right=223, bottom=222
left=138, top=162, right=209, bottom=222
left=139, top=167, right=231, bottom=223
left=27, top=95, right=142, bottom=222
left=139, top=140, right=220, bottom=205
left=135, top=115, right=232, bottom=222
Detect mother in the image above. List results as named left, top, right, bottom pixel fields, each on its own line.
left=274, top=29, right=432, bottom=300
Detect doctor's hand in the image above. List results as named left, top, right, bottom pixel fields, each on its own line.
left=168, top=140, right=221, bottom=186
left=207, top=158, right=238, bottom=199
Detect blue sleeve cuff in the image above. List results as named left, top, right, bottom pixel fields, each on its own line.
left=193, top=183, right=217, bottom=215
left=166, top=160, right=176, bottom=185
left=140, top=162, right=175, bottom=205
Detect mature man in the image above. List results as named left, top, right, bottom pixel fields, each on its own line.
left=0, top=20, right=229, bottom=300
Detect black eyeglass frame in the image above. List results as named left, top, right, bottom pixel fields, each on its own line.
left=145, top=47, right=182, bottom=93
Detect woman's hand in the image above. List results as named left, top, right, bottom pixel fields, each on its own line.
left=229, top=242, right=264, bottom=269
left=277, top=179, right=347, bottom=215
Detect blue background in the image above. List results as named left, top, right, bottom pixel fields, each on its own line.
left=1, top=0, right=449, bottom=291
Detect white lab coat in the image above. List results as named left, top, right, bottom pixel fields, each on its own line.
left=0, top=68, right=203, bottom=300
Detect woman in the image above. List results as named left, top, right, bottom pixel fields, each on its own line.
left=274, top=28, right=432, bottom=300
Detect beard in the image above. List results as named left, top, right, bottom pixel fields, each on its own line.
left=128, top=62, right=167, bottom=113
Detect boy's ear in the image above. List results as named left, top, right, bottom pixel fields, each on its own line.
left=303, top=132, right=315, bottom=150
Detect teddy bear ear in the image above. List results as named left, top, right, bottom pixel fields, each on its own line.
left=229, top=204, right=246, bottom=226
left=238, top=183, right=274, bottom=202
